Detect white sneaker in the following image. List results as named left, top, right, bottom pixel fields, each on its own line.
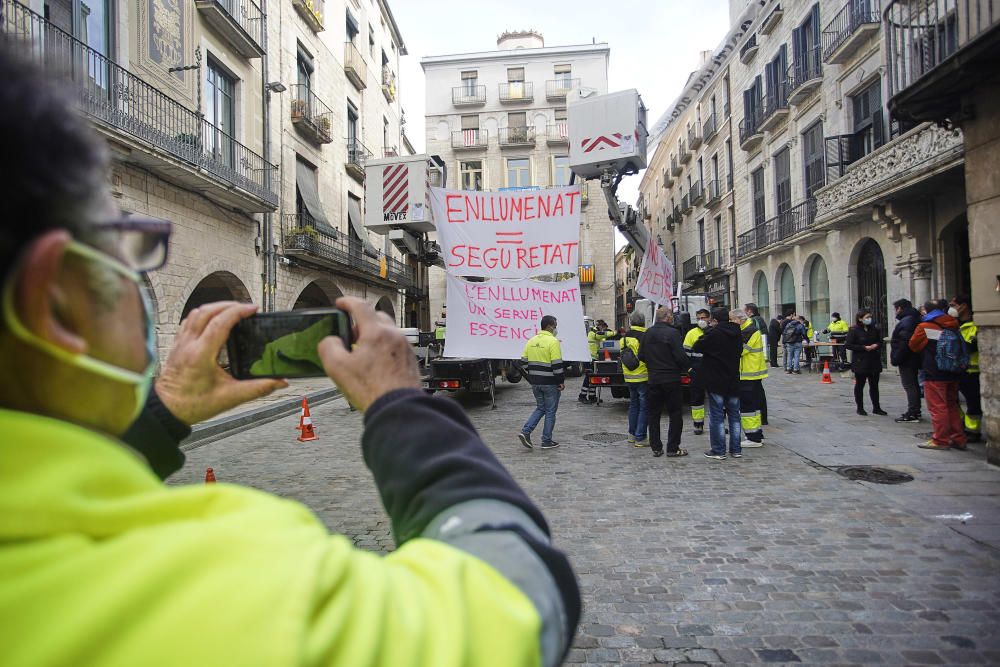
left=627, top=434, right=636, bottom=444
left=741, top=438, right=763, bottom=448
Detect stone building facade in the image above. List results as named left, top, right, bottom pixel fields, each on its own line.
left=421, top=32, right=616, bottom=326
left=641, top=0, right=971, bottom=352
left=6, top=0, right=416, bottom=361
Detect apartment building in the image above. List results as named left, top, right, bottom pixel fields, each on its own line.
left=642, top=0, right=969, bottom=350
left=2, top=0, right=415, bottom=359
left=613, top=245, right=642, bottom=331
left=421, top=31, right=615, bottom=325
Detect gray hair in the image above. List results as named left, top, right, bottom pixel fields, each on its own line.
left=630, top=312, right=646, bottom=326
left=655, top=306, right=673, bottom=323
left=729, top=309, right=747, bottom=323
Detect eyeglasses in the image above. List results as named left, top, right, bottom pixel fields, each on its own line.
left=89, top=216, right=172, bottom=273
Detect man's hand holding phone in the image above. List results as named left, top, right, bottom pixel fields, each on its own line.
left=318, top=297, right=421, bottom=412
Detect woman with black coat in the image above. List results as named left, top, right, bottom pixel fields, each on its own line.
left=845, top=310, right=887, bottom=416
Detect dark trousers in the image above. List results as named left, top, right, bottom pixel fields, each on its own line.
left=647, top=381, right=683, bottom=453
left=899, top=365, right=922, bottom=416
left=832, top=339, right=848, bottom=367
left=759, top=379, right=768, bottom=425
left=959, top=373, right=982, bottom=433
left=769, top=342, right=779, bottom=367
left=579, top=369, right=596, bottom=397
left=854, top=372, right=881, bottom=410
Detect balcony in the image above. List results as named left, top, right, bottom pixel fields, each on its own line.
left=670, top=156, right=682, bottom=177
left=381, top=67, right=396, bottom=102
left=759, top=83, right=790, bottom=132
left=383, top=147, right=399, bottom=158
left=291, top=0, right=324, bottom=32
left=679, top=139, right=692, bottom=163
left=282, top=214, right=414, bottom=287
left=787, top=49, right=823, bottom=105
left=823, top=0, right=882, bottom=64
left=290, top=85, right=333, bottom=145
left=703, top=113, right=718, bottom=141
left=195, top=0, right=264, bottom=58
left=688, top=124, right=703, bottom=150
left=682, top=255, right=705, bottom=281
left=760, top=3, right=784, bottom=34
left=452, top=129, right=488, bottom=150
left=546, top=78, right=581, bottom=100
left=344, top=42, right=367, bottom=90
left=740, top=33, right=759, bottom=63
left=690, top=180, right=705, bottom=206
left=680, top=193, right=692, bottom=213
left=499, top=126, right=536, bottom=147
left=346, top=139, right=373, bottom=182
left=452, top=85, right=487, bottom=106
left=885, top=0, right=1000, bottom=124
left=0, top=0, right=277, bottom=211
left=736, top=199, right=817, bottom=258
left=683, top=250, right=726, bottom=280
left=673, top=205, right=682, bottom=221
left=499, top=81, right=534, bottom=103
left=815, top=123, right=964, bottom=225
left=706, top=179, right=722, bottom=206
left=739, top=108, right=765, bottom=151
left=662, top=171, right=674, bottom=188
left=546, top=122, right=569, bottom=144
left=726, top=172, right=734, bottom=193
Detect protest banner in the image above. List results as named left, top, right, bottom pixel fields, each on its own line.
left=635, top=242, right=674, bottom=305
left=444, top=274, right=591, bottom=361
left=429, top=186, right=582, bottom=278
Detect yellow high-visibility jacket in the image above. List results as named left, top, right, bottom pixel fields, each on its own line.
left=740, top=319, right=768, bottom=381
left=622, top=326, right=648, bottom=383
left=961, top=321, right=979, bottom=373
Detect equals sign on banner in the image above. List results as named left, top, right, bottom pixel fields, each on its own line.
left=495, top=232, right=524, bottom=245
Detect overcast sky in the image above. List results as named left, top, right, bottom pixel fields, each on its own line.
left=392, top=0, right=732, bottom=209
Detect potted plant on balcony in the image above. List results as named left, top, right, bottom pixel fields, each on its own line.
left=317, top=116, right=331, bottom=137
left=285, top=224, right=319, bottom=248
left=175, top=132, right=201, bottom=149
left=291, top=98, right=307, bottom=119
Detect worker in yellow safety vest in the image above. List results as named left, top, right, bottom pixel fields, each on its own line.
left=950, top=295, right=981, bottom=442
left=578, top=319, right=609, bottom=403
left=823, top=312, right=850, bottom=369
left=622, top=313, right=648, bottom=447
left=683, top=309, right=710, bottom=435
left=737, top=312, right=768, bottom=447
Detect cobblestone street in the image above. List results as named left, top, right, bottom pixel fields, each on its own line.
left=173, top=371, right=1000, bottom=665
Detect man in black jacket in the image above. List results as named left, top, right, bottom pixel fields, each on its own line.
left=890, top=298, right=923, bottom=422
left=693, top=308, right=744, bottom=460
left=767, top=315, right=783, bottom=368
left=638, top=306, right=692, bottom=457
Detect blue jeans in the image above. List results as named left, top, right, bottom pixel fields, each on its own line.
left=523, top=384, right=561, bottom=443
left=627, top=383, right=648, bottom=440
left=785, top=342, right=803, bottom=370
left=708, top=392, right=742, bottom=455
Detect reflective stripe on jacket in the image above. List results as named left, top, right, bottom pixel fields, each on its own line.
left=740, top=319, right=768, bottom=381
left=682, top=326, right=704, bottom=367
left=587, top=329, right=608, bottom=360
left=522, top=330, right=565, bottom=385
left=961, top=321, right=979, bottom=373
left=622, top=326, right=648, bottom=383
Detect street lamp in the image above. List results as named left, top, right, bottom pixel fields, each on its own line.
left=265, top=81, right=287, bottom=93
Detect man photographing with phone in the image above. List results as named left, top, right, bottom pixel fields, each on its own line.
left=0, top=48, right=579, bottom=666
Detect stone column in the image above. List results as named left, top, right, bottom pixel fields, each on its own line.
left=909, top=258, right=933, bottom=307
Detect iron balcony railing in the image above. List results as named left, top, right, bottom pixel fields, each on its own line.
left=546, top=78, right=581, bottom=99
left=761, top=82, right=790, bottom=123
left=343, top=41, right=367, bottom=89
left=673, top=205, right=682, bottom=221
left=740, top=33, right=759, bottom=61
left=723, top=101, right=731, bottom=118
left=498, top=126, right=536, bottom=145
left=291, top=0, right=324, bottom=31
left=347, top=138, right=373, bottom=170
left=290, top=84, right=333, bottom=143
left=736, top=199, right=817, bottom=257
left=498, top=81, right=534, bottom=102
left=682, top=250, right=724, bottom=280
left=452, top=85, right=487, bottom=105
left=680, top=192, right=691, bottom=212
left=679, top=138, right=691, bottom=162
left=688, top=123, right=702, bottom=149
left=707, top=179, right=722, bottom=203
left=381, top=67, right=396, bottom=101
left=823, top=0, right=882, bottom=62
left=282, top=214, right=414, bottom=286
left=0, top=0, right=277, bottom=205
left=670, top=156, right=682, bottom=176
left=788, top=47, right=823, bottom=93
left=739, top=106, right=764, bottom=144
left=703, top=113, right=718, bottom=140
left=690, top=180, right=705, bottom=205
left=546, top=123, right=570, bottom=142
left=452, top=129, right=488, bottom=149
left=197, top=0, right=265, bottom=54
left=885, top=0, right=999, bottom=107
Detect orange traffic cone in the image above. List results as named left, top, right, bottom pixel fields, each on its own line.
left=297, top=402, right=318, bottom=442
left=295, top=397, right=307, bottom=430
left=603, top=349, right=611, bottom=360
left=205, top=467, right=217, bottom=483
left=821, top=361, right=834, bottom=384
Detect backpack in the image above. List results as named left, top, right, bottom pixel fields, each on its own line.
left=782, top=321, right=804, bottom=344
left=621, top=343, right=640, bottom=371
left=934, top=327, right=969, bottom=373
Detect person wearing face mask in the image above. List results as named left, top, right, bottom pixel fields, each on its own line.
left=845, top=310, right=887, bottom=416
left=683, top=309, right=711, bottom=434
left=890, top=298, right=923, bottom=423
left=823, top=313, right=850, bottom=370
left=0, top=54, right=580, bottom=667
left=781, top=312, right=807, bottom=374
left=910, top=299, right=967, bottom=450
left=950, top=295, right=981, bottom=443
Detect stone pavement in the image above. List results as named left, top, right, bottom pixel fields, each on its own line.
left=170, top=371, right=1000, bottom=666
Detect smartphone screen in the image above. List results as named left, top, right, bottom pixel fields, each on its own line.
left=226, top=308, right=351, bottom=379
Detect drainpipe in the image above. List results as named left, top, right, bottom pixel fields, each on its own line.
left=260, top=0, right=276, bottom=311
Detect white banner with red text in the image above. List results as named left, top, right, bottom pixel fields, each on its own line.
left=635, top=242, right=675, bottom=305
left=443, top=274, right=591, bottom=362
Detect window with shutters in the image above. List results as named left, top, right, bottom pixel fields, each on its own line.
left=461, top=70, right=478, bottom=93
left=802, top=121, right=825, bottom=198
left=752, top=167, right=766, bottom=226
left=774, top=148, right=791, bottom=216
left=764, top=45, right=788, bottom=110
left=554, top=107, right=567, bottom=122
left=851, top=78, right=884, bottom=159
left=698, top=218, right=706, bottom=256
left=461, top=115, right=479, bottom=130
left=792, top=4, right=821, bottom=83
left=507, top=67, right=525, bottom=83
left=460, top=161, right=483, bottom=191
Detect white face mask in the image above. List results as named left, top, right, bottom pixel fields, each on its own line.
left=948, top=307, right=959, bottom=318
left=697, top=319, right=708, bottom=329
left=862, top=317, right=873, bottom=326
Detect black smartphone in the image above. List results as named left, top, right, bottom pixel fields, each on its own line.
left=226, top=308, right=352, bottom=379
